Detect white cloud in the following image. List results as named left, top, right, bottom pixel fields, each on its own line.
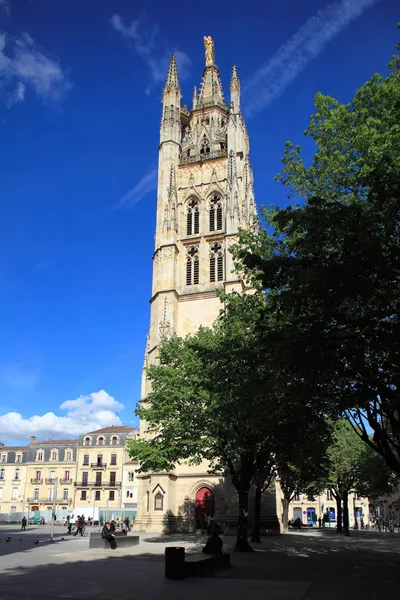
left=110, top=13, right=190, bottom=93
left=0, top=390, right=125, bottom=442
left=0, top=29, right=71, bottom=105
left=243, top=0, right=379, bottom=118
left=113, top=166, right=157, bottom=210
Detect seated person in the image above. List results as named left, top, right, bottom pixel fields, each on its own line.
left=202, top=530, right=223, bottom=555
left=101, top=522, right=118, bottom=549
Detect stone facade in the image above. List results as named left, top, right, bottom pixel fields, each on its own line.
left=0, top=426, right=140, bottom=519
left=134, top=37, right=278, bottom=534
left=276, top=485, right=369, bottom=528
left=73, top=425, right=139, bottom=520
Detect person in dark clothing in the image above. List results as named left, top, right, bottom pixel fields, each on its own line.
left=101, top=522, right=117, bottom=549
left=74, top=516, right=84, bottom=537
left=21, top=517, right=27, bottom=531
left=67, top=520, right=72, bottom=535
left=202, top=530, right=223, bottom=555
left=109, top=520, right=116, bottom=533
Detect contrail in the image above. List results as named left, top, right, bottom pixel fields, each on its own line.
left=113, top=167, right=157, bottom=211
left=243, top=0, right=379, bottom=118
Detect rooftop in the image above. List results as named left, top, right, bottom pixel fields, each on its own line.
left=34, top=440, right=78, bottom=445
left=86, top=425, right=137, bottom=435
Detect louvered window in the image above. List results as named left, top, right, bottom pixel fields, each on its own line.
left=186, top=247, right=199, bottom=286
left=210, top=242, right=223, bottom=283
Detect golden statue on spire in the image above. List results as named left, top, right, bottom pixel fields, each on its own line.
left=204, top=36, right=215, bottom=67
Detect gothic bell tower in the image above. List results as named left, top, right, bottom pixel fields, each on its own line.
left=135, top=37, right=259, bottom=533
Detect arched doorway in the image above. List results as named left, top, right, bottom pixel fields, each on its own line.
left=195, top=487, right=214, bottom=529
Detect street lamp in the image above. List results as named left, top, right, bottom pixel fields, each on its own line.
left=50, top=477, right=58, bottom=542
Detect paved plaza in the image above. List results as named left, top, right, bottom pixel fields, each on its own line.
left=0, top=525, right=400, bottom=599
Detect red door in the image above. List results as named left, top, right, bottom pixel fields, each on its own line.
left=195, top=487, right=214, bottom=528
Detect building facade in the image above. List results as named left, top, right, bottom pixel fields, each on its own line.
left=74, top=425, right=139, bottom=520
left=0, top=444, right=28, bottom=514
left=134, top=36, right=276, bottom=533
left=25, top=437, right=77, bottom=514
left=0, top=426, right=139, bottom=520
left=276, top=487, right=369, bottom=528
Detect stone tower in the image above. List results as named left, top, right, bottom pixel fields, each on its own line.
left=134, top=37, right=259, bottom=533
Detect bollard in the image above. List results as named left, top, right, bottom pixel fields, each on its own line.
left=165, top=546, right=185, bottom=580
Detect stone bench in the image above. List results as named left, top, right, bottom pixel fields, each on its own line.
left=184, top=552, right=231, bottom=577
left=89, top=532, right=139, bottom=549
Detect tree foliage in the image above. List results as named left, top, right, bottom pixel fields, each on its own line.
left=129, top=292, right=328, bottom=545
left=234, top=30, right=400, bottom=476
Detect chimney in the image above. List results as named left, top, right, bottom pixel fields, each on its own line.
left=30, top=436, right=36, bottom=445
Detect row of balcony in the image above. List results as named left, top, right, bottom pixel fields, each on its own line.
left=27, top=497, right=73, bottom=505
left=74, top=481, right=121, bottom=488
left=30, top=478, right=72, bottom=484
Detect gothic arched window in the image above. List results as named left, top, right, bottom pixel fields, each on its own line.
left=200, top=136, right=210, bottom=156
left=186, top=246, right=199, bottom=286
left=209, top=194, right=223, bottom=232
left=187, top=198, right=200, bottom=236
left=210, top=242, right=223, bottom=283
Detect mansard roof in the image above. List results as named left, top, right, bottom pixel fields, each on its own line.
left=0, top=446, right=28, bottom=451
left=86, top=425, right=135, bottom=434
left=35, top=440, right=78, bottom=445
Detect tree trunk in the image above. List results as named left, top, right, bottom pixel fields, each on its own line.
left=282, top=495, right=290, bottom=533
left=336, top=495, right=342, bottom=533
left=235, top=488, right=254, bottom=552
left=342, top=491, right=350, bottom=536
left=251, top=486, right=262, bottom=543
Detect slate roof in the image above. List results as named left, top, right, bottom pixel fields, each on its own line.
left=34, top=440, right=78, bottom=445
left=86, top=426, right=135, bottom=434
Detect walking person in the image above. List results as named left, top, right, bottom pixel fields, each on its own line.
left=74, top=515, right=84, bottom=537
left=101, top=522, right=118, bottom=549
left=124, top=516, right=131, bottom=532
left=21, top=516, right=27, bottom=531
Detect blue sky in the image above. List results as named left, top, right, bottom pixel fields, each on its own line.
left=0, top=0, right=398, bottom=442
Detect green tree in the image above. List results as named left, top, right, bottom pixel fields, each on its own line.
left=277, top=417, right=331, bottom=532
left=129, top=293, right=280, bottom=551
left=235, top=30, right=400, bottom=476
left=129, top=291, right=332, bottom=548
left=324, top=420, right=365, bottom=535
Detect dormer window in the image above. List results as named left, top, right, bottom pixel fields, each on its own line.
left=36, top=451, right=43, bottom=462
left=98, top=437, right=105, bottom=446
left=111, top=436, right=118, bottom=446
left=65, top=451, right=72, bottom=461
left=51, top=450, right=58, bottom=461
left=84, top=437, right=92, bottom=446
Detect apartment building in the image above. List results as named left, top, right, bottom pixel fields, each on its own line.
left=0, top=444, right=28, bottom=514
left=0, top=425, right=139, bottom=519
left=25, top=438, right=78, bottom=513
left=73, top=425, right=139, bottom=520
left=277, top=486, right=369, bottom=528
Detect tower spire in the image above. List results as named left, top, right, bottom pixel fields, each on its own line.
left=230, top=65, right=241, bottom=112
left=198, top=36, right=225, bottom=108
left=163, top=54, right=180, bottom=93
